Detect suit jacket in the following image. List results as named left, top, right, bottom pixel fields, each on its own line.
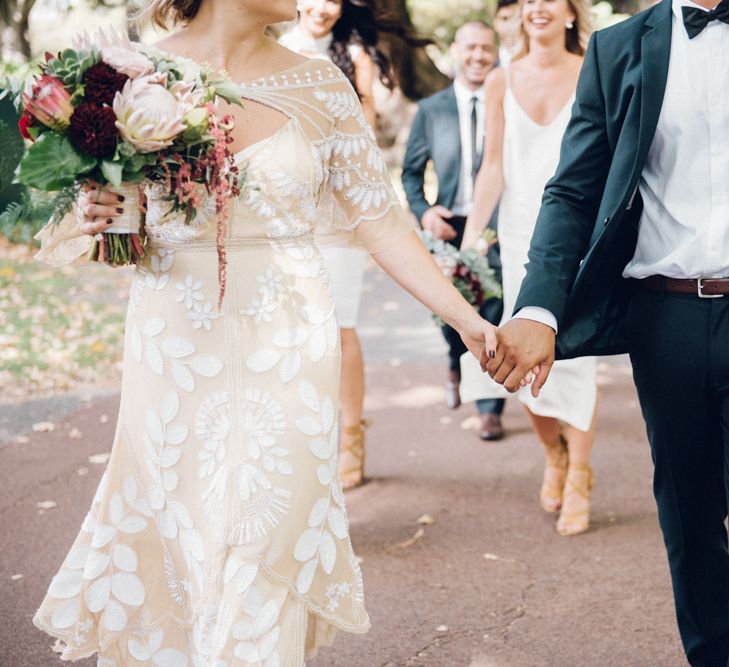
left=514, top=0, right=674, bottom=359
left=401, top=85, right=468, bottom=223
left=401, top=84, right=501, bottom=277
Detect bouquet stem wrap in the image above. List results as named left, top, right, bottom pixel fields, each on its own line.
left=88, top=182, right=146, bottom=266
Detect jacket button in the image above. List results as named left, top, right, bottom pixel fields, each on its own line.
left=604, top=216, right=611, bottom=226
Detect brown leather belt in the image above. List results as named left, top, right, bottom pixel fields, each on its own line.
left=640, top=275, right=729, bottom=298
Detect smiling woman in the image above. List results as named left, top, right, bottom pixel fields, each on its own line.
left=460, top=0, right=599, bottom=538
left=279, top=0, right=432, bottom=491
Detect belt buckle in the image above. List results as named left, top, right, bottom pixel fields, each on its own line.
left=697, top=278, right=724, bottom=299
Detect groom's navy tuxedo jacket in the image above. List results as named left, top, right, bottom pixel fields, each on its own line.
left=514, top=0, right=676, bottom=359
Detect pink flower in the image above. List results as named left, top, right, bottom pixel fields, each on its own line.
left=101, top=46, right=154, bottom=79
left=22, top=75, right=73, bottom=132
left=113, top=72, right=200, bottom=153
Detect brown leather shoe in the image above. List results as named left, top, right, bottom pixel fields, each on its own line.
left=446, top=370, right=461, bottom=409
left=479, top=413, right=504, bottom=441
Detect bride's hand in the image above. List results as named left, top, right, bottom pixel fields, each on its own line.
left=459, top=316, right=498, bottom=367
left=79, top=185, right=126, bottom=236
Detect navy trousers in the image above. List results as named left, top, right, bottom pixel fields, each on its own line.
left=627, top=288, right=729, bottom=667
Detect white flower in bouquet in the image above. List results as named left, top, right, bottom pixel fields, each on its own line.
left=101, top=46, right=155, bottom=79
left=113, top=72, right=202, bottom=153
left=434, top=253, right=458, bottom=278
left=73, top=26, right=131, bottom=51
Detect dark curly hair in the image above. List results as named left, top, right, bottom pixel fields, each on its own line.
left=327, top=0, right=431, bottom=94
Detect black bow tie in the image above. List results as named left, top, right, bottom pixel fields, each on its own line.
left=682, top=0, right=729, bottom=38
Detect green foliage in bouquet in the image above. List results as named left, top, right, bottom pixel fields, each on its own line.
left=420, top=229, right=502, bottom=328
left=44, top=48, right=101, bottom=90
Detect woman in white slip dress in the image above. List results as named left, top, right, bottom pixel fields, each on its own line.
left=280, top=0, right=430, bottom=490
left=461, top=0, right=597, bottom=536
left=31, top=0, right=498, bottom=663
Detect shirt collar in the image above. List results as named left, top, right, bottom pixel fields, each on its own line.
left=453, top=77, right=485, bottom=105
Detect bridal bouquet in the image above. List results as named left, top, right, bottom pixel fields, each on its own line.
left=420, top=229, right=502, bottom=327
left=8, top=30, right=244, bottom=269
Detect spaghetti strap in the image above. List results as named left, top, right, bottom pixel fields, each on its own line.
left=503, top=66, right=511, bottom=91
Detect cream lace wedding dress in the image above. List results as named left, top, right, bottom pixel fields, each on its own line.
left=33, top=58, right=412, bottom=666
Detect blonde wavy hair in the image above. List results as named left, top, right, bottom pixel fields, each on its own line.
left=134, top=0, right=203, bottom=29
left=512, top=0, right=592, bottom=59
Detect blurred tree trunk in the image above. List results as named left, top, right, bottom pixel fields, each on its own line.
left=1, top=0, right=38, bottom=60
left=377, top=0, right=450, bottom=100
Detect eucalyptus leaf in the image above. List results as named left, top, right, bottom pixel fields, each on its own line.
left=16, top=133, right=97, bottom=191
left=101, top=159, right=123, bottom=187
left=214, top=81, right=244, bottom=106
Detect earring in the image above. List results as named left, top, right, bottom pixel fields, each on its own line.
left=566, top=20, right=574, bottom=28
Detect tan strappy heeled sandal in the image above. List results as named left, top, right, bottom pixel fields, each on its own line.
left=338, top=420, right=368, bottom=490
left=540, top=433, right=569, bottom=513
left=557, top=463, right=594, bottom=536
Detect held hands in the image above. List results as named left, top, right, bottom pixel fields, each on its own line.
left=483, top=318, right=556, bottom=397
left=459, top=315, right=499, bottom=365
left=79, top=185, right=126, bottom=236
left=422, top=205, right=457, bottom=241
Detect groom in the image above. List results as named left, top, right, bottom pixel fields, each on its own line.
left=484, top=0, right=729, bottom=665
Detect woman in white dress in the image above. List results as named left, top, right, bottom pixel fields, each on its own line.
left=461, top=0, right=597, bottom=536
left=31, top=0, right=498, bottom=663
left=280, top=0, right=430, bottom=490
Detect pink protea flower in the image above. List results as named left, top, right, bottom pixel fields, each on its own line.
left=113, top=72, right=200, bottom=153
left=22, top=75, right=73, bottom=132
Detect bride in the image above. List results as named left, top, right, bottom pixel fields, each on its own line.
left=31, top=0, right=498, bottom=664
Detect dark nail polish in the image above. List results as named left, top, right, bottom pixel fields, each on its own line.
left=106, top=218, right=113, bottom=224
left=488, top=350, right=495, bottom=359
left=116, top=207, right=124, bottom=214
left=117, top=195, right=125, bottom=202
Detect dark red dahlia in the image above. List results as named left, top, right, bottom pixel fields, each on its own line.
left=82, top=62, right=129, bottom=107
left=69, top=103, right=119, bottom=158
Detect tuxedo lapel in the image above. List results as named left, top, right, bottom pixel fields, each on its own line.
left=635, top=0, right=673, bottom=173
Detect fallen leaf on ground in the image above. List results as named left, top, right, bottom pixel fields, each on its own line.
left=76, top=467, right=89, bottom=476
left=435, top=625, right=448, bottom=633
left=386, top=528, right=425, bottom=552
left=16, top=435, right=29, bottom=444
left=36, top=500, right=57, bottom=510
left=11, top=574, right=23, bottom=581
left=32, top=421, right=55, bottom=432
left=68, top=427, right=82, bottom=439
left=439, top=416, right=452, bottom=425
left=460, top=415, right=481, bottom=430
left=483, top=552, right=515, bottom=563
left=88, top=452, right=110, bottom=465
left=408, top=450, right=418, bottom=458
left=417, top=514, right=435, bottom=526
left=99, top=414, right=109, bottom=424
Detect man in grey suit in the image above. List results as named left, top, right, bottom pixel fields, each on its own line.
left=402, top=21, right=505, bottom=441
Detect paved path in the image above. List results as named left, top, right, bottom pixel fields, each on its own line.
left=0, top=262, right=687, bottom=666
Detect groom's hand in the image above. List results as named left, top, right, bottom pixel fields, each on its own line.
left=484, top=319, right=556, bottom=397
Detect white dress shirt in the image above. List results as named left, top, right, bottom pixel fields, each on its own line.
left=517, top=0, right=729, bottom=332
left=451, top=78, right=485, bottom=216
left=623, top=0, right=729, bottom=279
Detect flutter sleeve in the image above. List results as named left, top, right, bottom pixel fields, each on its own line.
left=34, top=202, right=93, bottom=267
left=314, top=73, right=415, bottom=254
